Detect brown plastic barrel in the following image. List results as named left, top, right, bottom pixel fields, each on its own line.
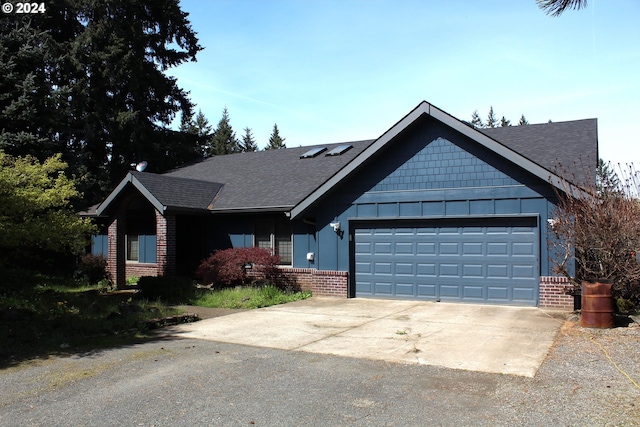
left=581, top=280, right=614, bottom=328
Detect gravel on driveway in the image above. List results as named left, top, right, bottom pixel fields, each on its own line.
left=0, top=312, right=638, bottom=426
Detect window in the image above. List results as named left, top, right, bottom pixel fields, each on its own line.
left=254, top=220, right=292, bottom=265
left=126, top=209, right=156, bottom=263
left=127, top=235, right=140, bottom=262
left=126, top=234, right=157, bottom=263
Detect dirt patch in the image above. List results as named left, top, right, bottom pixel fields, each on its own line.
left=173, top=305, right=248, bottom=320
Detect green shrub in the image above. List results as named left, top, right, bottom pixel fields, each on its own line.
left=137, top=276, right=195, bottom=302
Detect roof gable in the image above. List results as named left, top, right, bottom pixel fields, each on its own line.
left=290, top=101, right=595, bottom=218
left=96, top=172, right=223, bottom=215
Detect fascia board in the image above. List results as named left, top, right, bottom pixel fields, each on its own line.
left=129, top=174, right=165, bottom=213
left=96, top=172, right=165, bottom=216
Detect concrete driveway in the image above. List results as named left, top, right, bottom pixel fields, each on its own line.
left=166, top=297, right=564, bottom=377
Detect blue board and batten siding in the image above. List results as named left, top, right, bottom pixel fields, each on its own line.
left=304, top=116, right=558, bottom=306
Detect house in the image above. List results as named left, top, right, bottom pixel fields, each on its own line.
left=87, top=101, right=598, bottom=309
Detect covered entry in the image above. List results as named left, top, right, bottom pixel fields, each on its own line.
left=353, top=217, right=539, bottom=306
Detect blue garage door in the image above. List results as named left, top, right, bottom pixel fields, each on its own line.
left=354, top=218, right=539, bottom=306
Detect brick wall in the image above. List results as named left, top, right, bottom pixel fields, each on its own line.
left=125, top=263, right=160, bottom=279
left=539, top=276, right=575, bottom=310
left=278, top=268, right=348, bottom=297
left=156, top=211, right=176, bottom=276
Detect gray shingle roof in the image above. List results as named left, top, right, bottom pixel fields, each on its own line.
left=165, top=140, right=374, bottom=211
left=480, top=119, right=598, bottom=186
left=98, top=104, right=598, bottom=216
left=130, top=171, right=224, bottom=211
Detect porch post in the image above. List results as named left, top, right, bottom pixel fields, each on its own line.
left=108, top=210, right=126, bottom=289
left=156, top=210, right=176, bottom=276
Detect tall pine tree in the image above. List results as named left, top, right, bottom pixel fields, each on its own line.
left=240, top=127, right=258, bottom=152
left=518, top=114, right=530, bottom=125
left=265, top=124, right=286, bottom=150
left=209, top=107, right=239, bottom=156
left=181, top=109, right=213, bottom=157
left=486, top=106, right=498, bottom=128
left=470, top=110, right=484, bottom=128
left=0, top=0, right=203, bottom=205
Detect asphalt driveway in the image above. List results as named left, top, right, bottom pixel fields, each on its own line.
left=166, top=297, right=563, bottom=377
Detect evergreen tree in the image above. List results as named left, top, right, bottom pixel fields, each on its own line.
left=470, top=110, right=484, bottom=128
left=240, top=127, right=258, bottom=152
left=0, top=0, right=202, bottom=205
left=486, top=106, right=498, bottom=128
left=265, top=124, right=286, bottom=150
left=500, top=116, right=511, bottom=127
left=596, top=159, right=622, bottom=197
left=209, top=107, right=239, bottom=156
left=181, top=110, right=213, bottom=157
left=518, top=114, right=530, bottom=126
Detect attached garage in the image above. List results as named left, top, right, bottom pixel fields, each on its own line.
left=353, top=217, right=539, bottom=306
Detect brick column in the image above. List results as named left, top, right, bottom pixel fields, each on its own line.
left=539, top=276, right=575, bottom=310
left=156, top=211, right=176, bottom=276
left=108, top=212, right=126, bottom=289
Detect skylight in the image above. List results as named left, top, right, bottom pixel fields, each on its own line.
left=325, top=144, right=352, bottom=156
left=300, top=147, right=327, bottom=158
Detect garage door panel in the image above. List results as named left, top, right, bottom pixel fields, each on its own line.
left=395, top=283, right=415, bottom=295
left=417, top=263, right=436, bottom=276
left=395, top=242, right=414, bottom=254
left=417, top=242, right=436, bottom=254
left=487, top=264, right=509, bottom=278
left=355, top=242, right=371, bottom=255
left=355, top=261, right=371, bottom=273
left=356, top=280, right=372, bottom=293
left=463, top=285, right=484, bottom=299
left=395, top=263, right=414, bottom=275
left=513, top=287, right=535, bottom=301
left=439, top=242, right=459, bottom=255
left=374, top=242, right=392, bottom=254
left=354, top=217, right=539, bottom=306
left=439, top=264, right=460, bottom=277
left=463, top=264, right=483, bottom=277
left=374, top=262, right=392, bottom=275
left=374, top=282, right=392, bottom=295
left=417, top=283, right=437, bottom=296
left=463, top=242, right=483, bottom=255
left=487, top=286, right=509, bottom=301
left=513, top=242, right=535, bottom=256
left=487, top=242, right=508, bottom=255
left=513, top=264, right=535, bottom=278
left=440, top=285, right=460, bottom=298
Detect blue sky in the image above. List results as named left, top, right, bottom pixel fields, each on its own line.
left=170, top=0, right=639, bottom=165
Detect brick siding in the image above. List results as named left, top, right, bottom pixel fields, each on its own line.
left=278, top=268, right=348, bottom=297
left=539, top=276, right=575, bottom=310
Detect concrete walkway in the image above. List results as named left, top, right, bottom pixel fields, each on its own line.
left=166, top=297, right=564, bottom=377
